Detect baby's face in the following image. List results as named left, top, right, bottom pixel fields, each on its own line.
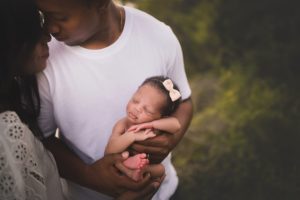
left=126, top=84, right=166, bottom=124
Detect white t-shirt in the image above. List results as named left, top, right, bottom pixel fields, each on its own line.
left=38, top=6, right=191, bottom=200
left=0, top=111, right=65, bottom=200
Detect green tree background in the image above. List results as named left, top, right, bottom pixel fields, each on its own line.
left=123, top=0, right=300, bottom=199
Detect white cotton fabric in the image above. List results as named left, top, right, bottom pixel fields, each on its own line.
left=0, top=111, right=65, bottom=200
left=37, top=6, right=191, bottom=200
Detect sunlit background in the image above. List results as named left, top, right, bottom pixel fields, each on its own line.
left=118, top=1, right=300, bottom=199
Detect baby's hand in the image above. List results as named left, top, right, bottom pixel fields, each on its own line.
left=128, top=122, right=154, bottom=132
left=133, top=129, right=156, bottom=141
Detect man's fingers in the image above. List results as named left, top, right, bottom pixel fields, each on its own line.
left=111, top=152, right=155, bottom=190
left=131, top=172, right=152, bottom=190
left=116, top=181, right=160, bottom=200
left=130, top=144, right=167, bottom=164
left=131, top=143, right=166, bottom=155
left=134, top=181, right=160, bottom=200
left=115, top=170, right=152, bottom=191
left=109, top=152, right=129, bottom=165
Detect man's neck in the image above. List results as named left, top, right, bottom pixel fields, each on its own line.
left=80, top=2, right=124, bottom=49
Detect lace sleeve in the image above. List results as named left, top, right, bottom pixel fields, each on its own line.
left=0, top=111, right=46, bottom=200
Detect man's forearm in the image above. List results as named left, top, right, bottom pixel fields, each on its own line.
left=172, top=98, right=193, bottom=143
left=152, top=117, right=181, bottom=134
left=42, top=135, right=91, bottom=187
left=42, top=135, right=156, bottom=197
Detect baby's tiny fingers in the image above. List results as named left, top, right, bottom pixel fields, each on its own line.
left=134, top=127, right=143, bottom=132
left=144, top=129, right=152, bottom=134
left=128, top=126, right=136, bottom=131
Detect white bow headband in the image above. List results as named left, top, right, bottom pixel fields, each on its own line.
left=162, top=79, right=181, bottom=102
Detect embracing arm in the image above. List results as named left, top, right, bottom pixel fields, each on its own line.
left=128, top=117, right=181, bottom=135
left=152, top=117, right=181, bottom=133
left=42, top=135, right=154, bottom=197
left=105, top=119, right=156, bottom=154
left=172, top=98, right=193, bottom=139
left=37, top=72, right=162, bottom=198
left=42, top=135, right=93, bottom=189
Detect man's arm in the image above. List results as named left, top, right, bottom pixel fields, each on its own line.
left=38, top=71, right=165, bottom=197
left=42, top=135, right=155, bottom=197
left=130, top=98, right=193, bottom=164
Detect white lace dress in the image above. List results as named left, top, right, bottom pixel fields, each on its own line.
left=0, top=111, right=65, bottom=200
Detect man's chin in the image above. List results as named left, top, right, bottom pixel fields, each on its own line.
left=53, top=36, right=78, bottom=46
left=64, top=40, right=79, bottom=46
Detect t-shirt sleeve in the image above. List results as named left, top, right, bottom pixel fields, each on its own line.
left=165, top=27, right=192, bottom=100
left=37, top=72, right=57, bottom=137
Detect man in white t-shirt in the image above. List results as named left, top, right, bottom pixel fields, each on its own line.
left=36, top=0, right=193, bottom=199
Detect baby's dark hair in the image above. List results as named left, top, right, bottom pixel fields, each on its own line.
left=141, top=76, right=181, bottom=116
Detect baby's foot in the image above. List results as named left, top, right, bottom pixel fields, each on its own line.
left=123, top=153, right=149, bottom=169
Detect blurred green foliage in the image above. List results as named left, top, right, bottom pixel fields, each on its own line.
left=124, top=0, right=300, bottom=199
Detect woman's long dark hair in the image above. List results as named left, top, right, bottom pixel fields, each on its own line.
left=0, top=0, right=44, bottom=137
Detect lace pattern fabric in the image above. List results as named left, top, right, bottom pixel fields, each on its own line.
left=0, top=111, right=46, bottom=200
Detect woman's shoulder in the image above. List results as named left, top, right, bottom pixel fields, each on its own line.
left=0, top=111, right=63, bottom=199
left=0, top=111, right=29, bottom=143
left=0, top=111, right=22, bottom=125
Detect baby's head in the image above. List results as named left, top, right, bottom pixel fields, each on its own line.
left=126, top=76, right=181, bottom=124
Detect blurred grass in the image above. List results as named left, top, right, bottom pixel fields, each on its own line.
left=172, top=69, right=300, bottom=200
left=123, top=0, right=300, bottom=199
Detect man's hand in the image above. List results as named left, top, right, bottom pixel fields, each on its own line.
left=42, top=136, right=155, bottom=198
left=130, top=131, right=177, bottom=164
left=86, top=152, right=153, bottom=197
left=116, top=175, right=164, bottom=200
